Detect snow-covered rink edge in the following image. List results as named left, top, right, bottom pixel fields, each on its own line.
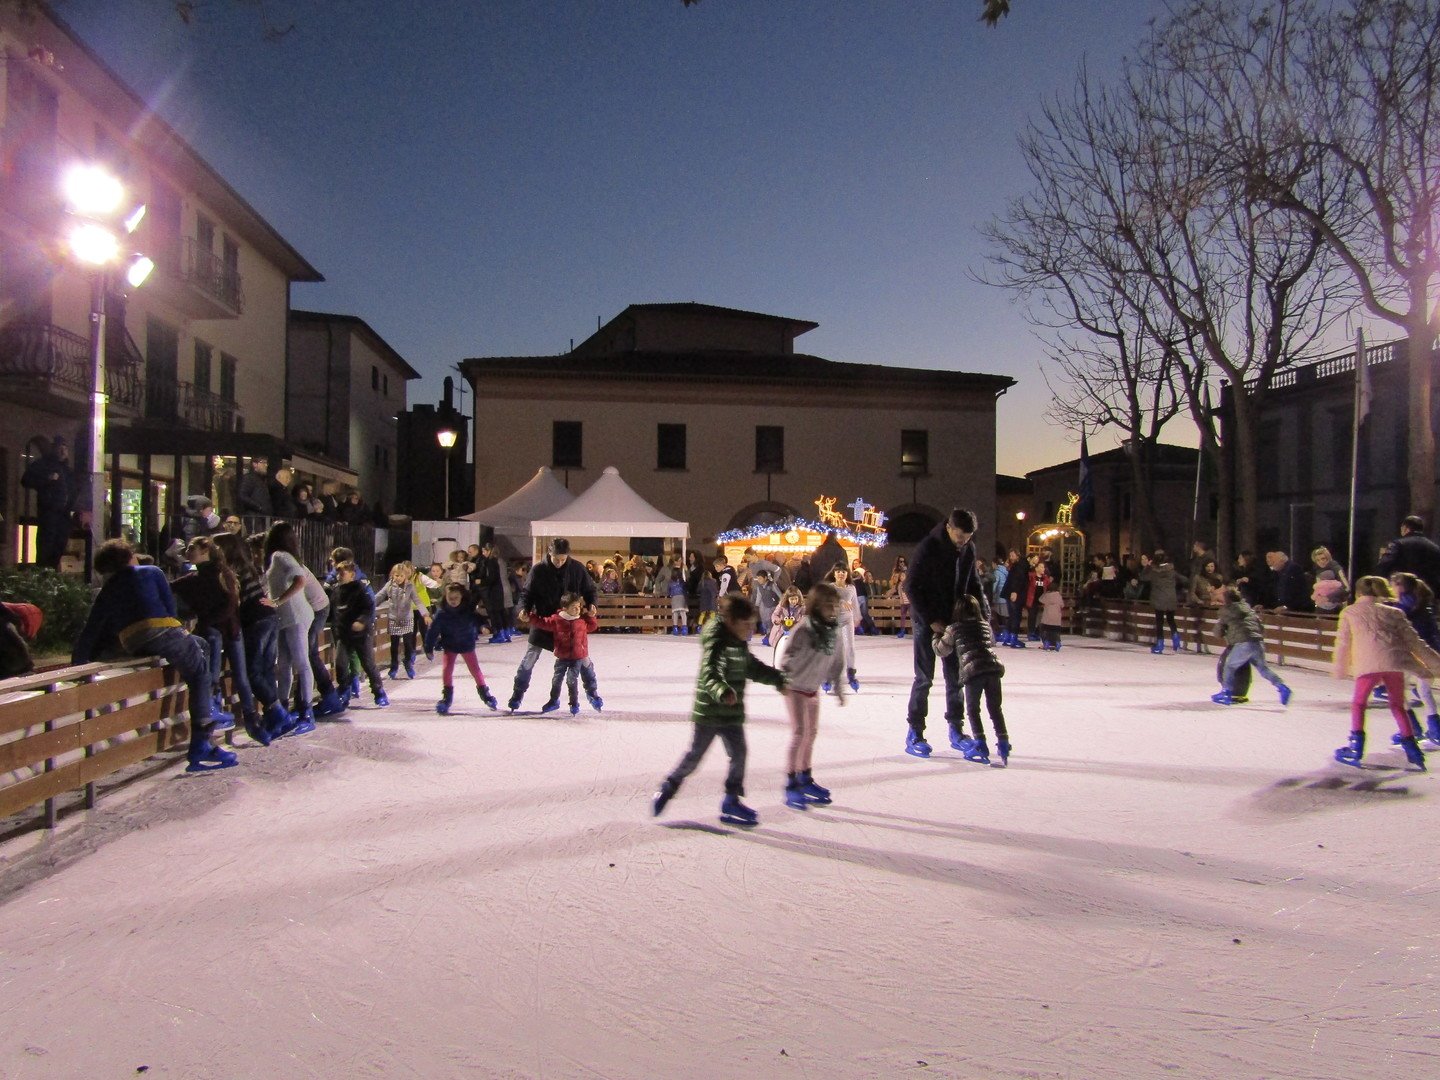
left=1, top=633, right=1436, bottom=1079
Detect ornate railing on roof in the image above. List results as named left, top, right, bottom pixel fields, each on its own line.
left=1245, top=340, right=1401, bottom=393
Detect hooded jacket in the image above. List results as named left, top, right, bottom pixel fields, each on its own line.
left=905, top=521, right=983, bottom=631
left=691, top=617, right=785, bottom=725
left=530, top=610, right=599, bottom=661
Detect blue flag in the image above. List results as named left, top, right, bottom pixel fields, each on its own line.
left=1077, top=431, right=1095, bottom=524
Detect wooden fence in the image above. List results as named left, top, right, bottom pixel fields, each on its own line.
left=1079, top=599, right=1337, bottom=669
left=0, top=617, right=391, bottom=833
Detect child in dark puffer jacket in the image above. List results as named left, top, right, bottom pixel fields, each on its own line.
left=424, top=583, right=498, bottom=714
left=935, top=595, right=1010, bottom=766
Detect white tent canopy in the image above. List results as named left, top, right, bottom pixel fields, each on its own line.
left=530, top=466, right=688, bottom=539
left=462, top=467, right=576, bottom=532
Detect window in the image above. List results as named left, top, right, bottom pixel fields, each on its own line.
left=219, top=353, right=237, bottom=402
left=900, top=429, right=929, bottom=477
left=553, top=421, right=583, bottom=469
left=657, top=423, right=686, bottom=470
left=383, top=374, right=389, bottom=396
left=193, top=340, right=212, bottom=392
left=755, top=426, right=784, bottom=473
left=195, top=214, right=215, bottom=253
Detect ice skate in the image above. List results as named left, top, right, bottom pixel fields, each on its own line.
left=905, top=729, right=932, bottom=758
left=1171, top=632, right=1182, bottom=652
left=210, top=708, right=236, bottom=733
left=1392, top=711, right=1424, bottom=743
left=476, top=685, right=497, bottom=709
left=719, top=795, right=758, bottom=827
left=1150, top=640, right=1165, bottom=655
left=1334, top=730, right=1365, bottom=767
left=288, top=708, right=316, bottom=736
left=314, top=689, right=347, bottom=717
left=847, top=671, right=860, bottom=692
left=541, top=699, right=560, bottom=713
left=263, top=700, right=294, bottom=740
left=241, top=710, right=271, bottom=747
left=1211, top=690, right=1239, bottom=705
left=186, top=740, right=238, bottom=772
left=958, top=737, right=990, bottom=764
left=1278, top=684, right=1292, bottom=707
left=436, top=686, right=453, bottom=715
left=1397, top=735, right=1427, bottom=770
left=404, top=659, right=416, bottom=679
left=948, top=725, right=967, bottom=752
left=798, top=770, right=831, bottom=804
left=569, top=701, right=580, bottom=715
left=507, top=693, right=522, bottom=713
left=374, top=688, right=390, bottom=707
left=350, top=675, right=362, bottom=699
left=588, top=694, right=604, bottom=712
left=388, top=662, right=399, bottom=680
left=652, top=779, right=676, bottom=816
left=1425, top=714, right=1440, bottom=746
left=995, top=739, right=1011, bottom=767
left=784, top=778, right=808, bottom=810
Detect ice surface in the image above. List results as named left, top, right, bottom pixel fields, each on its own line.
left=1, top=634, right=1436, bottom=1078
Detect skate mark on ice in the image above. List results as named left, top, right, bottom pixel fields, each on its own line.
left=1245, top=771, right=1417, bottom=817
left=661, top=821, right=735, bottom=836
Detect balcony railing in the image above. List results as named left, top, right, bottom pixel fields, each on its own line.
left=182, top=236, right=245, bottom=314
left=143, top=371, right=242, bottom=433
left=0, top=322, right=143, bottom=410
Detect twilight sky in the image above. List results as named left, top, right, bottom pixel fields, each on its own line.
left=59, top=0, right=1182, bottom=475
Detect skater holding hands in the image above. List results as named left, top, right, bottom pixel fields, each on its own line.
left=778, top=582, right=846, bottom=810
left=652, top=594, right=786, bottom=826
left=1332, top=576, right=1439, bottom=770
left=529, top=592, right=603, bottom=715
left=424, top=583, right=499, bottom=714
left=934, top=595, right=1010, bottom=765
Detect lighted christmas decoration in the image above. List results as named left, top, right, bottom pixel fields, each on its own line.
left=1028, top=490, right=1086, bottom=598
left=717, top=494, right=890, bottom=553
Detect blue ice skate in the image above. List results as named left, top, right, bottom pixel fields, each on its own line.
left=995, top=739, right=1011, bottom=767
left=186, top=741, right=238, bottom=773
left=436, top=687, right=453, bottom=715
left=1426, top=714, right=1440, bottom=746
left=652, top=780, right=676, bottom=816
left=478, top=685, right=498, bottom=710
left=588, top=694, right=604, bottom=712
left=798, top=770, right=831, bottom=804
left=948, top=725, right=967, bottom=752
left=784, top=780, right=808, bottom=810
left=1334, top=730, right=1365, bottom=767
left=905, top=729, right=932, bottom=758
left=541, top=699, right=560, bottom=714
left=1171, top=632, right=1183, bottom=652
left=1398, top=735, right=1427, bottom=771
left=1150, top=640, right=1165, bottom=654
left=719, top=794, right=758, bottom=827
left=957, top=736, right=990, bottom=764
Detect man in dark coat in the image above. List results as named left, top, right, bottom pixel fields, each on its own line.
left=809, top=532, right=848, bottom=584
left=237, top=456, right=273, bottom=517
left=1265, top=550, right=1313, bottom=612
left=20, top=435, right=77, bottom=569
left=902, top=508, right=986, bottom=757
left=1376, top=515, right=1440, bottom=596
left=508, top=538, right=597, bottom=710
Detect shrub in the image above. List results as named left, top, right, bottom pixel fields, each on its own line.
left=0, top=567, right=92, bottom=657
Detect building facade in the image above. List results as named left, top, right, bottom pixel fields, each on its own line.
left=287, top=310, right=418, bottom=513
left=0, top=4, right=325, bottom=563
left=460, top=303, right=1013, bottom=572
left=395, top=377, right=470, bottom=523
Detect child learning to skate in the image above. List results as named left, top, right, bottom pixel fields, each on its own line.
left=1038, top=581, right=1065, bottom=650
left=424, top=582, right=499, bottom=713
left=1332, top=576, right=1440, bottom=770
left=529, top=592, right=603, bottom=714
left=652, top=594, right=786, bottom=826
left=935, top=595, right=1010, bottom=765
left=1212, top=586, right=1291, bottom=707
left=778, top=582, right=846, bottom=809
left=377, top=562, right=427, bottom=680
left=330, top=561, right=388, bottom=707
left=667, top=557, right=689, bottom=635
left=770, top=585, right=805, bottom=642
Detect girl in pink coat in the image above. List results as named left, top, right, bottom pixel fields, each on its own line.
left=1332, top=576, right=1440, bottom=770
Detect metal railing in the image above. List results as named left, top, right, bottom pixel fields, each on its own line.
left=1249, top=340, right=1402, bottom=393
left=143, top=373, right=242, bottom=432
left=183, top=236, right=245, bottom=314
left=0, top=322, right=144, bottom=410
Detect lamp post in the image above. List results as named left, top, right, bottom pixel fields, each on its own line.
left=62, top=163, right=151, bottom=575
left=436, top=427, right=458, bottom=519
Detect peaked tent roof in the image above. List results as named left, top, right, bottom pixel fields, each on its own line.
left=530, top=467, right=688, bottom=538
left=461, top=467, right=576, bottom=530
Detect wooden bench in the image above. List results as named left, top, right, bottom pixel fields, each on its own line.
left=2, top=615, right=393, bottom=833
left=1079, top=599, right=1337, bottom=670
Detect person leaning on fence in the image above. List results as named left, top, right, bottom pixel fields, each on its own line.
left=73, top=539, right=238, bottom=773
left=1210, top=586, right=1291, bottom=708
left=1331, top=576, right=1439, bottom=771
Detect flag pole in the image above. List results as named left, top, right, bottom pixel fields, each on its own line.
left=1190, top=383, right=1208, bottom=553
left=1346, top=329, right=1367, bottom=590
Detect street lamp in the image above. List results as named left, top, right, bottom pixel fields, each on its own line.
left=436, top=427, right=458, bottom=519
left=62, top=162, right=150, bottom=575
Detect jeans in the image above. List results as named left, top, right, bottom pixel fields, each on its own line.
left=509, top=641, right=547, bottom=703
left=243, top=618, right=281, bottom=709
left=906, top=624, right=962, bottom=736
left=304, top=605, right=337, bottom=698
left=666, top=723, right=748, bottom=796
left=136, top=626, right=214, bottom=754
left=205, top=626, right=254, bottom=714
left=1220, top=640, right=1284, bottom=694
left=335, top=633, right=381, bottom=695
left=963, top=673, right=1007, bottom=741
left=549, top=657, right=599, bottom=705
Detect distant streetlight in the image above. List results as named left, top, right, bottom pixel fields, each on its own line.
left=61, top=162, right=150, bottom=575
left=436, top=427, right=458, bottom=518
left=1016, top=511, right=1027, bottom=522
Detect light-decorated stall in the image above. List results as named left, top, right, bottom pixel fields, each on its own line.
left=1027, top=491, right=1087, bottom=597
left=718, top=494, right=889, bottom=567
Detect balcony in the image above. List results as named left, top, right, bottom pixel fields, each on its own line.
left=143, top=372, right=243, bottom=433
left=0, top=322, right=144, bottom=418
left=147, top=233, right=245, bottom=320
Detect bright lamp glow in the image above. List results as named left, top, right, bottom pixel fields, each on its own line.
left=123, top=203, right=147, bottom=233
left=68, top=221, right=120, bottom=266
left=62, top=163, right=125, bottom=216
left=436, top=428, right=458, bottom=449
left=1016, top=511, right=1027, bottom=521
left=125, top=255, right=155, bottom=288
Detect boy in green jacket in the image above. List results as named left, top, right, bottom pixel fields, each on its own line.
left=653, top=593, right=786, bottom=826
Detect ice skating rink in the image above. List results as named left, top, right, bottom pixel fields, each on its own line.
left=2, top=633, right=1437, bottom=1079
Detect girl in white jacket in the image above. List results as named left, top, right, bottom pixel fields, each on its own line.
left=779, top=583, right=847, bottom=810
left=1332, top=576, right=1440, bottom=770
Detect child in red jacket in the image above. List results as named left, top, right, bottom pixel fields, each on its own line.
left=529, top=592, right=604, bottom=714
